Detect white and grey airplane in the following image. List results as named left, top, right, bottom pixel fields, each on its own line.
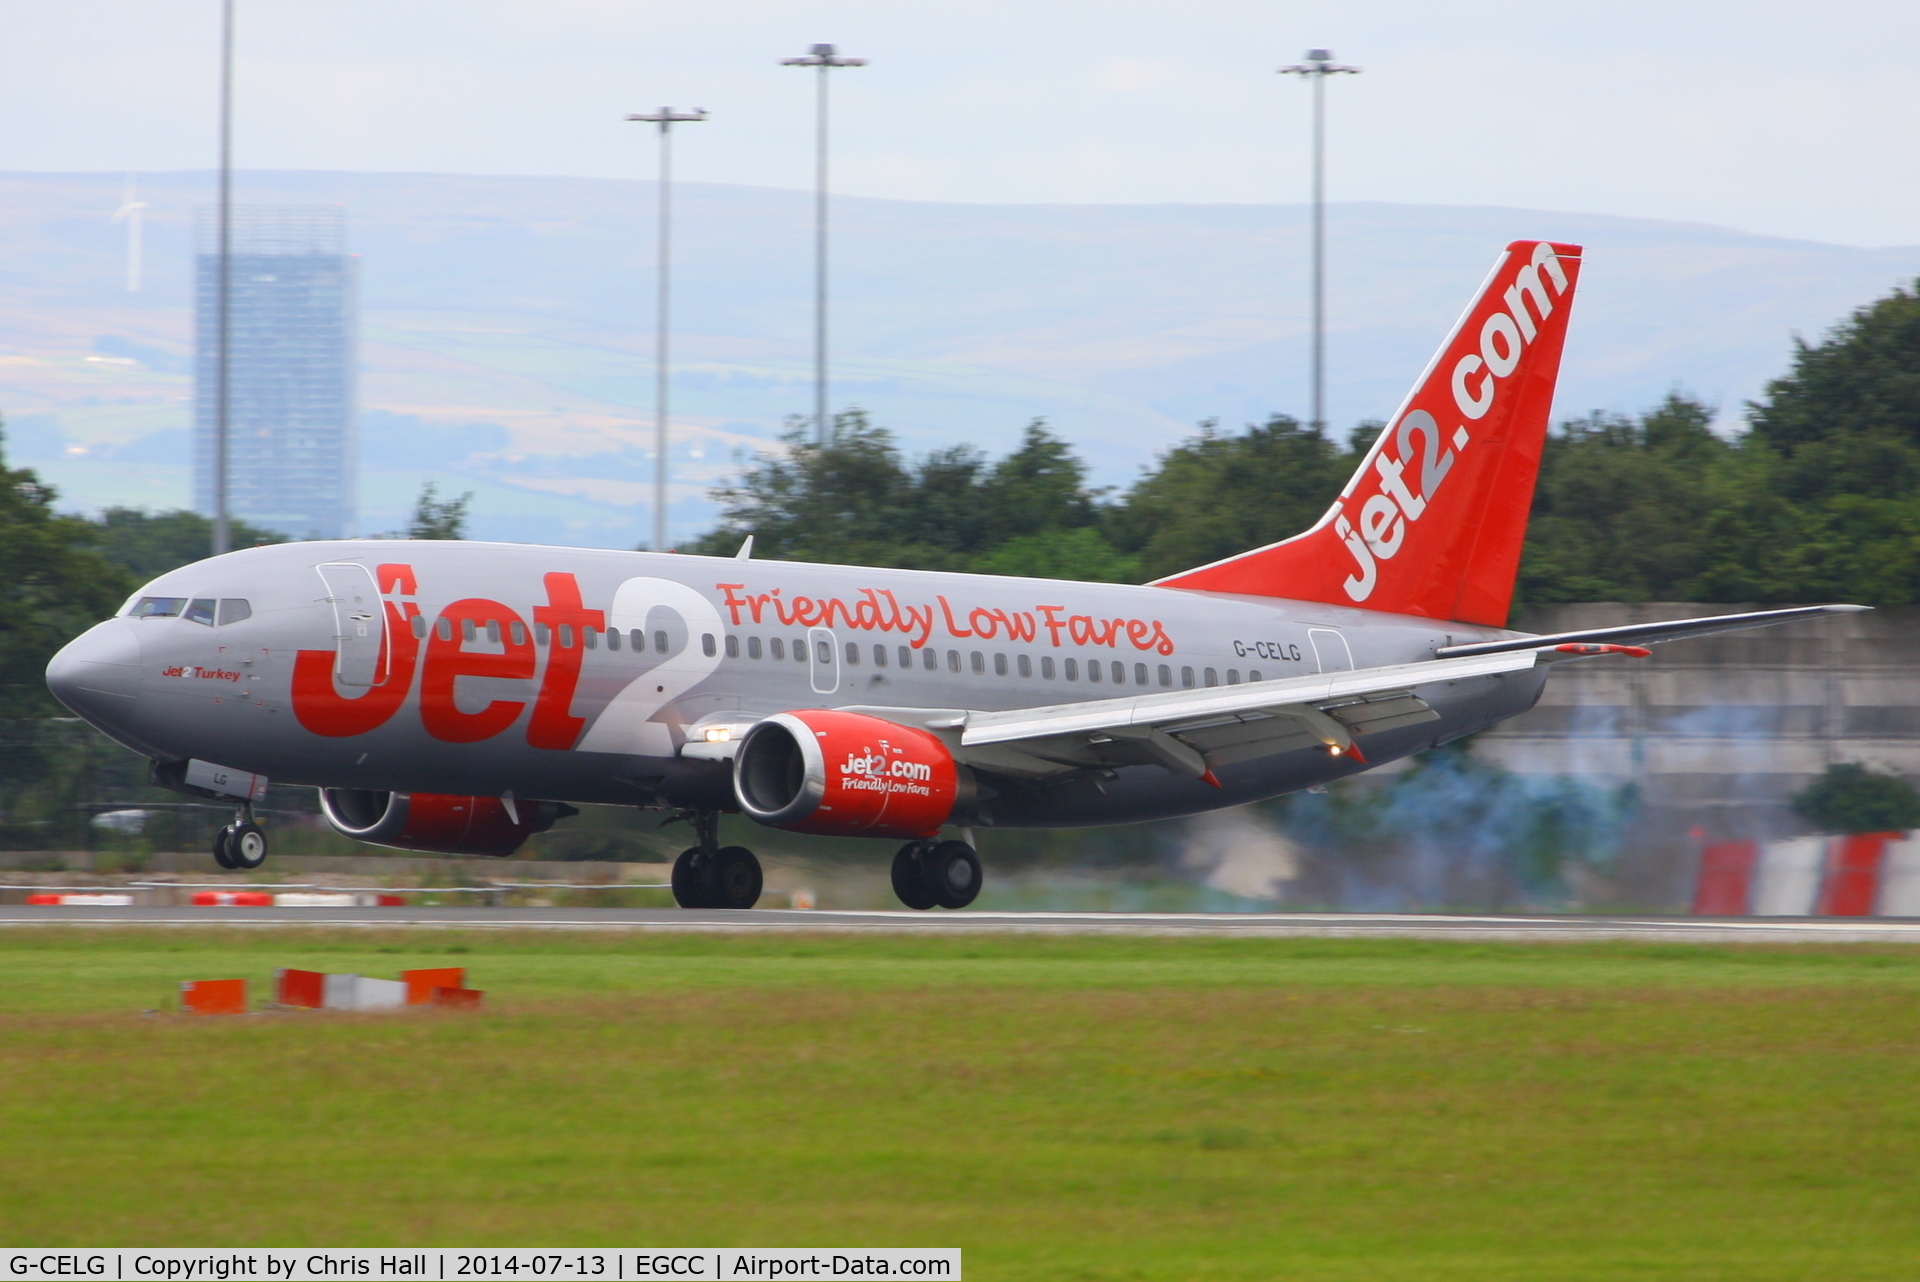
left=45, top=240, right=1861, bottom=909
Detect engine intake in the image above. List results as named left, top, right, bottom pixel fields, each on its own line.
left=317, top=788, right=574, bottom=856
left=733, top=709, right=968, bottom=839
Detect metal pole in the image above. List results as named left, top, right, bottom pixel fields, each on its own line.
left=814, top=62, right=828, bottom=445
left=782, top=44, right=866, bottom=445
left=656, top=118, right=672, bottom=554
left=214, top=0, right=233, bottom=556
left=1311, top=69, right=1324, bottom=433
left=626, top=108, right=706, bottom=553
left=1279, top=50, right=1359, bottom=434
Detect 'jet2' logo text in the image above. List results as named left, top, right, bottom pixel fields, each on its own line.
left=1335, top=241, right=1570, bottom=602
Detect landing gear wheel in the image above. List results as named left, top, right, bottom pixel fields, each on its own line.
left=925, top=840, right=982, bottom=910
left=709, top=846, right=763, bottom=910
left=891, top=842, right=939, bottom=911
left=226, top=822, right=268, bottom=870
left=672, top=847, right=713, bottom=909
left=211, top=825, right=238, bottom=870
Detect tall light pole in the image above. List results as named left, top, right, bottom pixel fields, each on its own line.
left=213, top=0, right=235, bottom=555
left=625, top=107, right=707, bottom=554
left=781, top=43, right=866, bottom=444
left=1278, top=48, right=1359, bottom=433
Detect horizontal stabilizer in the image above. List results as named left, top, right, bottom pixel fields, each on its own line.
left=1434, top=604, right=1870, bottom=659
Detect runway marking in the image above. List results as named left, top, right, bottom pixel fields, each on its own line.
left=5, top=906, right=1920, bottom=942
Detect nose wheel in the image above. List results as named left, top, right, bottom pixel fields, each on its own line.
left=892, top=839, right=982, bottom=910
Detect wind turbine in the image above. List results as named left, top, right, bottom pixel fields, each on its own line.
left=111, top=176, right=147, bottom=293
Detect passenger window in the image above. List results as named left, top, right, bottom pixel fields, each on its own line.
left=1041, top=656, right=1055, bottom=679
left=748, top=636, right=762, bottom=659
left=559, top=624, right=575, bottom=649
left=815, top=639, right=831, bottom=664
left=994, top=653, right=1008, bottom=676
left=535, top=623, right=550, bottom=646
left=437, top=618, right=454, bottom=642
left=660, top=631, right=673, bottom=654
left=607, top=628, right=622, bottom=652
left=185, top=599, right=217, bottom=626
left=1249, top=669, right=1262, bottom=682
left=1204, top=667, right=1218, bottom=687
left=512, top=622, right=527, bottom=646
left=1064, top=658, right=1077, bottom=681
left=971, top=652, right=985, bottom=675
left=947, top=650, right=961, bottom=673
left=411, top=615, right=427, bottom=639
left=462, top=618, right=477, bottom=643
left=585, top=627, right=599, bottom=650
left=1112, top=661, right=1126, bottom=684
left=873, top=644, right=887, bottom=668
left=1088, top=660, right=1102, bottom=683
left=845, top=641, right=860, bottom=665
left=725, top=634, right=739, bottom=658
left=770, top=637, right=784, bottom=660
left=921, top=649, right=936, bottom=671
left=1227, top=669, right=1241, bottom=685
left=898, top=646, right=912, bottom=669
left=628, top=629, right=642, bottom=651
left=1181, top=666, right=1194, bottom=688
left=1018, top=654, right=1032, bottom=678
left=132, top=596, right=186, bottom=618
left=486, top=620, right=501, bottom=644
left=702, top=634, right=717, bottom=657
left=1158, top=664, right=1171, bottom=687
left=217, top=599, right=251, bottom=625
left=794, top=638, right=808, bottom=662
left=1135, top=663, right=1148, bottom=685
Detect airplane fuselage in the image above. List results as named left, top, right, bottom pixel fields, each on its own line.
left=53, top=540, right=1541, bottom=830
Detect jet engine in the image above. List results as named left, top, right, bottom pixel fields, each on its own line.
left=732, top=709, right=970, bottom=839
left=317, top=788, right=575, bottom=856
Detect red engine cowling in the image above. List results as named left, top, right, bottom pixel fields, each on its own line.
left=317, top=788, right=574, bottom=856
left=733, top=709, right=970, bottom=839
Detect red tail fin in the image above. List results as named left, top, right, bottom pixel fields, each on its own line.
left=1155, top=240, right=1583, bottom=627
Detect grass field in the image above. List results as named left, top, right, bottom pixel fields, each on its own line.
left=3, top=929, right=1920, bottom=1280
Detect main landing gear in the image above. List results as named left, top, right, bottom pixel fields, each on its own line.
left=671, top=810, right=763, bottom=910
left=892, top=839, right=982, bottom=911
left=212, top=802, right=268, bottom=871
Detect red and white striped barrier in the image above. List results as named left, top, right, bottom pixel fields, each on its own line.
left=1693, top=833, right=1920, bottom=917
left=24, top=893, right=134, bottom=906
left=275, top=966, right=481, bottom=1010
left=190, top=891, right=408, bottom=907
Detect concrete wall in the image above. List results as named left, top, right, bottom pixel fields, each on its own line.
left=1476, top=603, right=1920, bottom=840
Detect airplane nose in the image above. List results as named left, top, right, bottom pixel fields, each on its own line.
left=46, top=619, right=144, bottom=725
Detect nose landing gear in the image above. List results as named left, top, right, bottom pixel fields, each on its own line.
left=892, top=838, right=982, bottom=910
left=211, top=802, right=268, bottom=871
left=670, top=810, right=763, bottom=910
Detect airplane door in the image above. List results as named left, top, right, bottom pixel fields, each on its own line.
left=1308, top=627, right=1354, bottom=674
left=316, top=563, right=385, bottom=688
left=808, top=626, right=840, bottom=695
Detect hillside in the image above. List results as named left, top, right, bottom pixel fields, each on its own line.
left=2, top=169, right=1917, bottom=547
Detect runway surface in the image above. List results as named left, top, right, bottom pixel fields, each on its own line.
left=5, top=904, right=1920, bottom=942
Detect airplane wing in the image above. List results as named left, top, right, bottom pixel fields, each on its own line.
left=922, top=649, right=1546, bottom=783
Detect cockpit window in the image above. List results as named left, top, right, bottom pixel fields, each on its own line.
left=132, top=597, right=186, bottom=618
left=184, top=599, right=217, bottom=626
left=217, top=599, right=252, bottom=625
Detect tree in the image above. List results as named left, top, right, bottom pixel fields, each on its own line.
left=1109, top=415, right=1359, bottom=582
left=92, top=508, right=286, bottom=580
left=1791, top=763, right=1920, bottom=835
left=409, top=481, right=473, bottom=540
left=0, top=422, right=133, bottom=717
left=1748, top=282, right=1920, bottom=454
left=684, top=411, right=1129, bottom=576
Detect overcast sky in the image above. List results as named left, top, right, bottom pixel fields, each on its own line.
left=4, top=0, right=1918, bottom=248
